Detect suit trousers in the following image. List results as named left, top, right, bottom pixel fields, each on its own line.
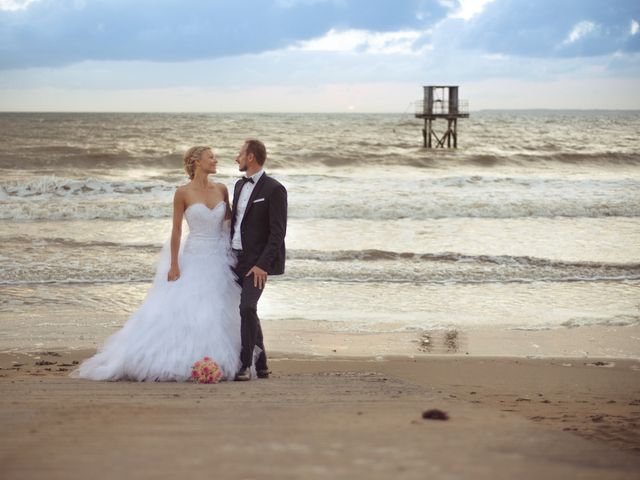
left=233, top=250, right=268, bottom=370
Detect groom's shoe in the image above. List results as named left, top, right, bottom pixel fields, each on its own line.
left=234, top=367, right=251, bottom=381
left=256, top=369, right=270, bottom=379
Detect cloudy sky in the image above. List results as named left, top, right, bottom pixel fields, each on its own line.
left=0, top=0, right=638, bottom=111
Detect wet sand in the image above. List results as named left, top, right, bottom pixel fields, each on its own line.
left=1, top=350, right=639, bottom=479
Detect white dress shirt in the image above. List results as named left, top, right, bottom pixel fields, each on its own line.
left=232, top=169, right=265, bottom=250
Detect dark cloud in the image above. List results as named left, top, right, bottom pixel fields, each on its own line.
left=2, top=0, right=637, bottom=72
left=457, top=0, right=640, bottom=57
left=0, top=0, right=448, bottom=69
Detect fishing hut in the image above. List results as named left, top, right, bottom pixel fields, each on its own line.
left=415, top=85, right=469, bottom=148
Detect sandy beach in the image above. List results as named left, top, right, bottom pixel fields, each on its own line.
left=1, top=350, right=639, bottom=479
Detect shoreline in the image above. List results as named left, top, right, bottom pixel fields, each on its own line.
left=3, top=323, right=638, bottom=360
left=263, top=322, right=640, bottom=359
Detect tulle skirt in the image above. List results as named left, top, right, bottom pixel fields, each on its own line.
left=71, top=236, right=241, bottom=381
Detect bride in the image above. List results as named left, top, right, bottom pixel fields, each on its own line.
left=72, top=146, right=241, bottom=381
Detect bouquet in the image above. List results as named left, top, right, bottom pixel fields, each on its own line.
left=191, top=357, right=223, bottom=384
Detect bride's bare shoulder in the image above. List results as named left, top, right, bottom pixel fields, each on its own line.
left=212, top=182, right=228, bottom=193
left=173, top=184, right=190, bottom=199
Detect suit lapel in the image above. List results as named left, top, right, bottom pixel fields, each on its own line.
left=242, top=173, right=267, bottom=225
left=231, top=180, right=243, bottom=234
left=232, top=180, right=242, bottom=213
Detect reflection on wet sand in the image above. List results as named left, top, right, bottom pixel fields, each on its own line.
left=418, top=329, right=467, bottom=354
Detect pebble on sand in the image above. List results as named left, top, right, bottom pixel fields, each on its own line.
left=422, top=409, right=449, bottom=421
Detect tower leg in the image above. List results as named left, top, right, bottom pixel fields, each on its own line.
left=453, top=118, right=457, bottom=148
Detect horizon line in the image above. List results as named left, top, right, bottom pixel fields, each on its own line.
left=1, top=108, right=640, bottom=114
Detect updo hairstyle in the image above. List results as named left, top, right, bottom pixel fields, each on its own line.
left=183, top=146, right=211, bottom=179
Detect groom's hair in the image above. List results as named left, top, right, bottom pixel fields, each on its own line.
left=245, top=139, right=266, bottom=166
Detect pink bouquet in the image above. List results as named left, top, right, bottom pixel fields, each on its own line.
left=191, top=357, right=223, bottom=384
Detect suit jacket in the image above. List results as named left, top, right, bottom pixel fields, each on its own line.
left=230, top=173, right=287, bottom=275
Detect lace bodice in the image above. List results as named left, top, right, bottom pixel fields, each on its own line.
left=183, top=202, right=229, bottom=254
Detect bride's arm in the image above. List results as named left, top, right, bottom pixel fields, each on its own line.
left=219, top=183, right=232, bottom=232
left=167, top=188, right=186, bottom=281
left=221, top=184, right=232, bottom=221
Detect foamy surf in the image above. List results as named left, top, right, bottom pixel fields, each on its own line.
left=1, top=111, right=639, bottom=353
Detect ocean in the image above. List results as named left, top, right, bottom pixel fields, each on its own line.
left=1, top=111, right=639, bottom=355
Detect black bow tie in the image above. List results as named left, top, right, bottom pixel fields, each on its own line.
left=241, top=176, right=254, bottom=184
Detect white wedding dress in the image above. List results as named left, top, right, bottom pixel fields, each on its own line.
left=72, top=202, right=241, bottom=381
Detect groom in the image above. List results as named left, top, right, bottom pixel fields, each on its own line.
left=231, top=139, right=287, bottom=381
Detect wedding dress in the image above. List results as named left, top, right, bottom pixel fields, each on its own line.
left=72, top=202, right=241, bottom=381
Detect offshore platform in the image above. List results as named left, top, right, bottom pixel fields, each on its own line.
left=415, top=85, right=469, bottom=148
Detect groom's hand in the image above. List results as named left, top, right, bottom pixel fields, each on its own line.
left=246, top=266, right=267, bottom=289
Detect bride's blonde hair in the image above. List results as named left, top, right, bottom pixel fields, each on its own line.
left=183, top=146, right=211, bottom=179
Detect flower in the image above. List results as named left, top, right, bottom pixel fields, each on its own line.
left=191, top=357, right=223, bottom=384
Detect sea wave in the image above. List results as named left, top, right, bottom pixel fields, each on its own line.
left=0, top=150, right=182, bottom=169
left=0, top=235, right=161, bottom=250
left=7, top=237, right=638, bottom=270
left=3, top=149, right=640, bottom=170
left=0, top=175, right=174, bottom=198
left=461, top=152, right=640, bottom=168
left=510, top=314, right=640, bottom=330
left=2, top=174, right=638, bottom=222
left=2, top=111, right=640, bottom=173
left=2, top=202, right=638, bottom=221
left=2, top=189, right=639, bottom=220
left=0, top=174, right=583, bottom=198
left=3, top=273, right=638, bottom=287
left=0, top=200, right=172, bottom=220
left=287, top=249, right=640, bottom=269
left=559, top=315, right=640, bottom=328
left=2, top=244, right=638, bottom=285
left=285, top=250, right=640, bottom=283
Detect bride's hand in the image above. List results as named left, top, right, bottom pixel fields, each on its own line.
left=167, top=265, right=180, bottom=282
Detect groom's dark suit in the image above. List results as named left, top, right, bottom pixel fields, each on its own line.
left=231, top=172, right=287, bottom=371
